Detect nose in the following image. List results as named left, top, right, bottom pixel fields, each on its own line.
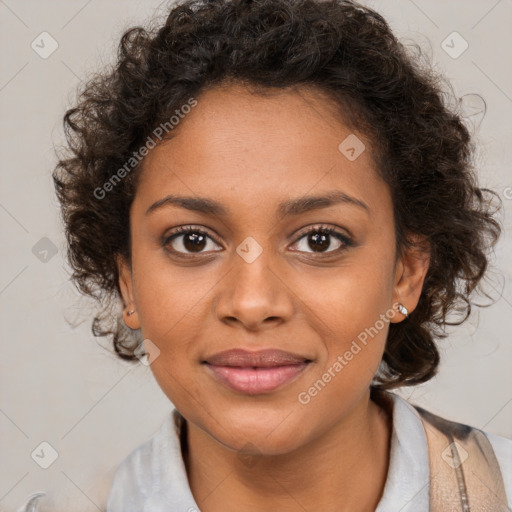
left=214, top=244, right=294, bottom=331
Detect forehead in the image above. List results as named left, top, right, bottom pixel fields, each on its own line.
left=133, top=83, right=391, bottom=220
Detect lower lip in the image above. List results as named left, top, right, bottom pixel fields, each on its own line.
left=204, top=363, right=310, bottom=395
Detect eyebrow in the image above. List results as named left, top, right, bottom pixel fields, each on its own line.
left=145, top=191, right=370, bottom=218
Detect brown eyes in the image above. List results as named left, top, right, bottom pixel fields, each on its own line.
left=163, top=226, right=220, bottom=254
left=163, top=225, right=353, bottom=257
left=291, top=226, right=353, bottom=254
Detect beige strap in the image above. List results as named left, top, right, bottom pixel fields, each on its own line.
left=416, top=406, right=509, bottom=512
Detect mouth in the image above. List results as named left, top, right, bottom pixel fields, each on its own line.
left=202, top=348, right=313, bottom=395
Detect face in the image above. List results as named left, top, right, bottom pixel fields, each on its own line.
left=118, top=83, right=428, bottom=455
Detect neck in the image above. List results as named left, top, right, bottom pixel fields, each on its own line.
left=183, top=390, right=392, bottom=512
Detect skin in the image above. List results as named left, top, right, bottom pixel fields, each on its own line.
left=117, top=83, right=430, bottom=512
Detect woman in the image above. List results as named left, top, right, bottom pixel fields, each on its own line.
left=53, top=0, right=511, bottom=510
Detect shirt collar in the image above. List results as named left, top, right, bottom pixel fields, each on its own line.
left=374, top=390, right=430, bottom=511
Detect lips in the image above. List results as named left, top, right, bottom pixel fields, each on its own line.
left=203, top=348, right=311, bottom=367
left=202, top=349, right=312, bottom=395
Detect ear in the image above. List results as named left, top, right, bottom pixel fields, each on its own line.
left=116, top=254, right=141, bottom=329
left=390, top=235, right=430, bottom=323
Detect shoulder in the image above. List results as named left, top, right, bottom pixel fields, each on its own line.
left=106, top=437, right=155, bottom=512
left=106, top=411, right=176, bottom=512
left=407, top=395, right=512, bottom=509
left=485, top=429, right=512, bottom=499
left=376, top=391, right=512, bottom=510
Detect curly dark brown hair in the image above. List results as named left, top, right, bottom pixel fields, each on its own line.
left=53, top=0, right=501, bottom=389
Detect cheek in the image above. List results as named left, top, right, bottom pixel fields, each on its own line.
left=299, top=249, right=396, bottom=378
left=294, top=264, right=395, bottom=425
left=129, top=251, right=216, bottom=398
left=142, top=318, right=206, bottom=413
left=131, top=243, right=215, bottom=339
left=304, top=251, right=394, bottom=328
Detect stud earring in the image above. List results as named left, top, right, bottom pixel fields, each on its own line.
left=127, top=308, right=136, bottom=316
left=397, top=303, right=408, bottom=317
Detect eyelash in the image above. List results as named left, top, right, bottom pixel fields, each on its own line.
left=163, top=224, right=353, bottom=258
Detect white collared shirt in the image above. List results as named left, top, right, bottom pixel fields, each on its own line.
left=107, top=392, right=512, bottom=512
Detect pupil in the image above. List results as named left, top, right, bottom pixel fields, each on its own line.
left=184, top=233, right=206, bottom=252
left=309, top=232, right=329, bottom=252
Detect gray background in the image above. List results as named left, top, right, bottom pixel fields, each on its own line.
left=1, top=0, right=511, bottom=510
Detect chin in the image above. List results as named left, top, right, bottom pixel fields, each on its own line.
left=226, top=428, right=306, bottom=457
left=207, top=406, right=310, bottom=455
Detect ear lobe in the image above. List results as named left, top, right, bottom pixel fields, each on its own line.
left=391, top=236, right=430, bottom=322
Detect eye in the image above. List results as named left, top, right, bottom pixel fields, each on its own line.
left=163, top=226, right=222, bottom=255
left=291, top=225, right=353, bottom=254
left=163, top=224, right=353, bottom=257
